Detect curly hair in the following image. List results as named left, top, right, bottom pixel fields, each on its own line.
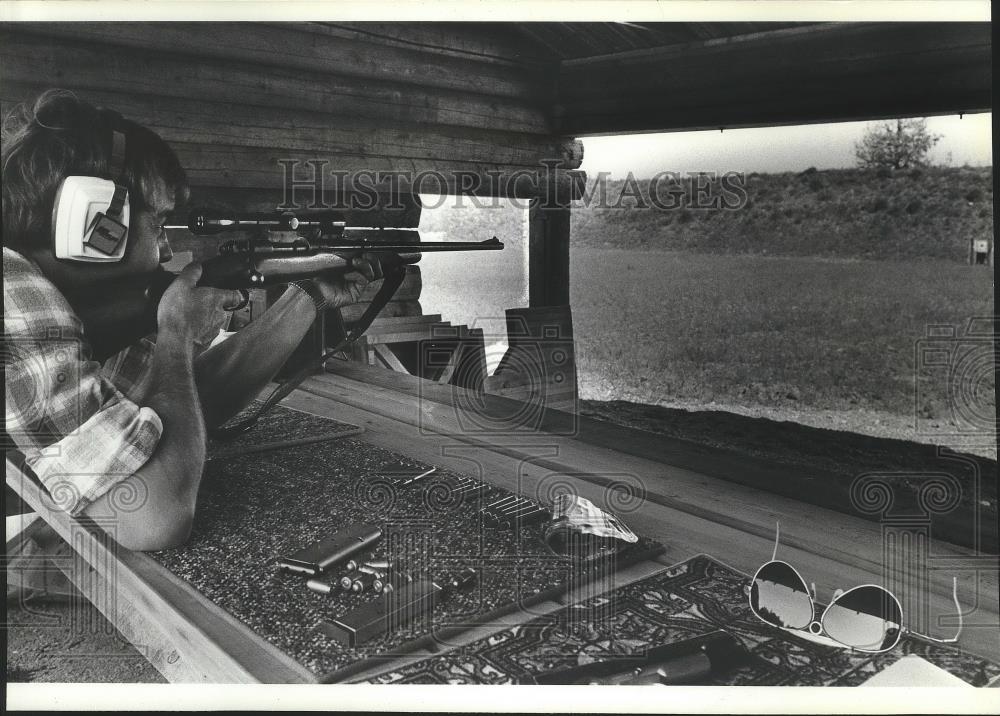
left=2, top=89, right=189, bottom=252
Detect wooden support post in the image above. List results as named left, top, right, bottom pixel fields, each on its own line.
left=528, top=197, right=571, bottom=308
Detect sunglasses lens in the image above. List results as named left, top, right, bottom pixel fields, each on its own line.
left=823, top=586, right=902, bottom=652
left=750, top=561, right=814, bottom=629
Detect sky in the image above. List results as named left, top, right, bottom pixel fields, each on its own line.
left=579, top=113, right=993, bottom=178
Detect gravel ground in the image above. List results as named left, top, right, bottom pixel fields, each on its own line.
left=5, top=596, right=165, bottom=683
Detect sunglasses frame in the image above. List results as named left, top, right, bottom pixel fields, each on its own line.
left=750, top=558, right=904, bottom=653
left=748, top=522, right=962, bottom=653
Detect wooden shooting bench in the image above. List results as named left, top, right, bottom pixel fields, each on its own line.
left=6, top=366, right=999, bottom=682
left=3, top=20, right=995, bottom=685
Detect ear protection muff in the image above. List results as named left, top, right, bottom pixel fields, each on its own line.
left=51, top=112, right=131, bottom=262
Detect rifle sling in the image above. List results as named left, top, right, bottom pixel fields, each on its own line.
left=209, top=265, right=407, bottom=440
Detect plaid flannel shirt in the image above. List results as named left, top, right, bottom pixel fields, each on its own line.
left=4, top=247, right=162, bottom=516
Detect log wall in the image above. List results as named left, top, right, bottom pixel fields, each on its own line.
left=0, top=22, right=585, bottom=323
left=0, top=22, right=582, bottom=201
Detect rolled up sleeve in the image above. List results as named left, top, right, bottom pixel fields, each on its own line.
left=23, top=399, right=163, bottom=516
left=4, top=247, right=163, bottom=516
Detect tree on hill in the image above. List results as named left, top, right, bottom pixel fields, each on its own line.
left=854, top=118, right=941, bottom=172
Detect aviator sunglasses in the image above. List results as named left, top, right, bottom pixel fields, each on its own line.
left=748, top=523, right=963, bottom=653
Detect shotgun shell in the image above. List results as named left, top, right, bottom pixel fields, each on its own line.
left=351, top=573, right=376, bottom=593
left=307, top=578, right=336, bottom=595
left=339, top=574, right=356, bottom=590
left=363, top=559, right=390, bottom=570
left=358, top=565, right=385, bottom=578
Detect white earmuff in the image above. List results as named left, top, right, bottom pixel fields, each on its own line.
left=52, top=175, right=131, bottom=262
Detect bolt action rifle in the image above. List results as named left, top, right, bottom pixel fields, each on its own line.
left=73, top=209, right=504, bottom=437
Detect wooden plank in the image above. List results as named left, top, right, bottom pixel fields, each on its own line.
left=369, top=314, right=444, bottom=328
left=341, top=300, right=421, bottom=324
left=372, top=343, right=410, bottom=373
left=287, top=377, right=999, bottom=660
left=485, top=384, right=579, bottom=408
left=324, top=360, right=995, bottom=554
left=556, top=23, right=991, bottom=134
left=455, top=327, right=487, bottom=391
left=5, top=457, right=315, bottom=683
left=0, top=88, right=578, bottom=166
left=435, top=346, right=461, bottom=385
left=560, top=22, right=989, bottom=77
left=0, top=34, right=552, bottom=135
left=561, top=26, right=990, bottom=136
left=157, top=142, right=581, bottom=197
left=365, top=328, right=450, bottom=346
left=0, top=93, right=579, bottom=172
left=12, top=23, right=548, bottom=101
left=298, top=22, right=553, bottom=69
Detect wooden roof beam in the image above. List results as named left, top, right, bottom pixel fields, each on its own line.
left=559, top=22, right=991, bottom=135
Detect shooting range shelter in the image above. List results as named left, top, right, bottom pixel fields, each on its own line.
left=3, top=21, right=995, bottom=684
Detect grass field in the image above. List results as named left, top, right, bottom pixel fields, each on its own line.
left=570, top=248, right=993, bottom=416
left=420, top=246, right=995, bottom=450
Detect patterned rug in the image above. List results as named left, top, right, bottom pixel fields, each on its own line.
left=366, top=555, right=1000, bottom=686
left=205, top=401, right=363, bottom=461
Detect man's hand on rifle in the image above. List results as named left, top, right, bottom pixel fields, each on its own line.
left=158, top=263, right=244, bottom=349
left=311, top=252, right=381, bottom=308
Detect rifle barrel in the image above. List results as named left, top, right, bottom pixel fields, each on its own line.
left=313, top=239, right=503, bottom=252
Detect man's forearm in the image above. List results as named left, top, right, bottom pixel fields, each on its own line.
left=194, top=288, right=318, bottom=428
left=140, top=326, right=206, bottom=500
left=83, top=325, right=206, bottom=550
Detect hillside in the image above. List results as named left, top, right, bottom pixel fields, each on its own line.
left=568, top=166, right=993, bottom=262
